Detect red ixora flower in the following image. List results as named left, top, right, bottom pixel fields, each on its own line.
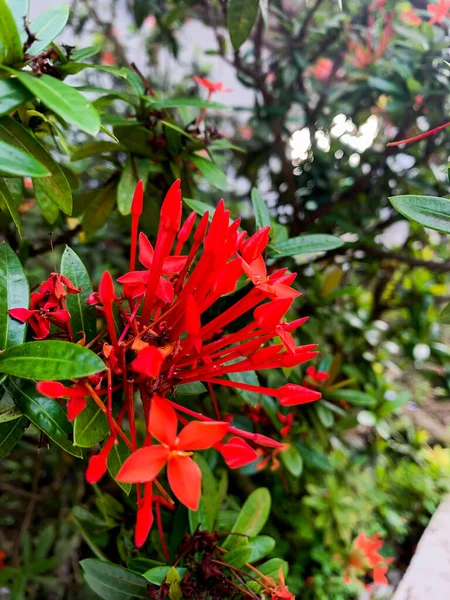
left=428, top=0, right=450, bottom=24
left=193, top=75, right=232, bottom=95
left=27, top=177, right=322, bottom=550
left=345, top=532, right=393, bottom=587
left=346, top=12, right=394, bottom=68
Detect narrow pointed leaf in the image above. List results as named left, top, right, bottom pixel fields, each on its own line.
left=0, top=0, right=23, bottom=64
left=251, top=187, right=271, bottom=230
left=6, top=0, right=29, bottom=40
left=270, top=234, right=344, bottom=258
left=389, top=194, right=450, bottom=233
left=27, top=5, right=69, bottom=55
left=0, top=140, right=49, bottom=177
left=0, top=242, right=28, bottom=350
left=0, top=178, right=22, bottom=234
left=10, top=380, right=82, bottom=458
left=227, top=0, right=260, bottom=51
left=190, top=155, right=227, bottom=191
left=0, top=414, right=28, bottom=458
left=0, top=341, right=105, bottom=380
left=61, top=246, right=96, bottom=342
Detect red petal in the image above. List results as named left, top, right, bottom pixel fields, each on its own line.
left=60, top=275, right=81, bottom=294
left=177, top=211, right=197, bottom=244
left=32, top=316, right=51, bottom=340
left=131, top=179, right=144, bottom=217
left=130, top=346, right=164, bottom=379
left=149, top=395, right=178, bottom=446
left=277, top=384, right=321, bottom=406
left=176, top=421, right=228, bottom=450
left=117, top=271, right=149, bottom=285
left=8, top=308, right=34, bottom=323
left=135, top=482, right=153, bottom=548
left=86, top=451, right=108, bottom=484
left=167, top=455, right=201, bottom=510
left=254, top=299, right=292, bottom=331
left=218, top=437, right=258, bottom=468
left=138, top=232, right=154, bottom=269
left=161, top=256, right=187, bottom=274
left=156, top=277, right=174, bottom=303
left=185, top=294, right=201, bottom=337
left=67, top=396, right=87, bottom=421
left=116, top=446, right=170, bottom=483
left=240, top=226, right=270, bottom=263
left=36, top=381, right=66, bottom=397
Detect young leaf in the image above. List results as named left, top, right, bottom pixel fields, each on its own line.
left=0, top=414, right=28, bottom=458
left=27, top=5, right=70, bottom=55
left=190, top=155, right=228, bottom=191
left=270, top=234, right=344, bottom=258
left=0, top=0, right=23, bottom=64
left=251, top=187, right=271, bottom=230
left=0, top=178, right=21, bottom=234
left=0, top=242, right=28, bottom=350
left=10, top=380, right=82, bottom=458
left=0, top=79, right=32, bottom=116
left=0, top=341, right=105, bottom=380
left=73, top=397, right=108, bottom=449
left=222, top=488, right=271, bottom=550
left=0, top=117, right=72, bottom=213
left=12, top=71, right=101, bottom=136
left=389, top=194, right=450, bottom=234
left=227, top=0, right=260, bottom=51
left=61, top=246, right=96, bottom=342
left=0, top=140, right=49, bottom=177
left=81, top=559, right=147, bottom=599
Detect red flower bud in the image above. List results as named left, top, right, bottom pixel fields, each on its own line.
left=240, top=226, right=270, bottom=263
left=160, top=179, right=182, bottom=231
left=277, top=384, right=321, bottom=406
left=131, top=179, right=144, bottom=217
left=218, top=437, right=258, bottom=469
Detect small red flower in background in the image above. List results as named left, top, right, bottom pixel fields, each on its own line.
left=0, top=551, right=6, bottom=568
left=344, top=532, right=393, bottom=587
left=309, top=58, right=334, bottom=82
left=193, top=75, right=232, bottom=95
left=305, top=366, right=329, bottom=384
left=15, top=177, right=322, bottom=549
left=101, top=50, right=116, bottom=65
left=400, top=7, right=422, bottom=26
left=346, top=12, right=394, bottom=68
left=428, top=0, right=450, bottom=24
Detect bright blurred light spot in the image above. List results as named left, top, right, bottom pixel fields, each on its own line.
left=315, top=130, right=330, bottom=152
left=349, top=153, right=361, bottom=167
left=290, top=127, right=311, bottom=160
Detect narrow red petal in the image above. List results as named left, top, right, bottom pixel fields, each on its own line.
left=130, top=346, right=165, bottom=379
left=116, top=446, right=170, bottom=483
left=67, top=396, right=87, bottom=421
left=218, top=437, right=258, bottom=468
left=149, top=395, right=178, bottom=446
left=167, top=455, right=201, bottom=510
left=176, top=421, right=228, bottom=450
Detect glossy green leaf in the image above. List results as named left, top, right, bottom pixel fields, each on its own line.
left=256, top=558, right=288, bottom=579
left=280, top=444, right=303, bottom=477
left=10, top=380, right=82, bottom=457
left=389, top=195, right=450, bottom=234
left=228, top=370, right=260, bottom=406
left=175, top=381, right=207, bottom=395
left=117, top=156, right=152, bottom=215
left=0, top=340, right=105, bottom=380
left=251, top=187, right=271, bottom=230
left=0, top=242, right=28, bottom=350
left=0, top=388, right=23, bottom=423
left=270, top=234, right=344, bottom=258
left=82, top=180, right=117, bottom=236
left=182, top=197, right=214, bottom=217
left=223, top=488, right=271, bottom=550
left=71, top=45, right=101, bottom=61
left=0, top=0, right=23, bottom=64
left=70, top=141, right=122, bottom=162
left=224, top=545, right=252, bottom=567
left=145, top=97, right=228, bottom=110
left=13, top=71, right=101, bottom=136
left=6, top=0, right=28, bottom=39
left=107, top=436, right=132, bottom=495
left=73, top=397, right=108, bottom=448
left=143, top=566, right=170, bottom=585
left=81, top=559, right=147, bottom=599
left=60, top=246, right=96, bottom=342
left=247, top=535, right=276, bottom=562
left=0, top=178, right=21, bottom=234
left=0, top=117, right=72, bottom=213
left=191, top=155, right=227, bottom=191
left=35, top=184, right=59, bottom=224
left=228, top=0, right=259, bottom=50
left=0, top=140, right=49, bottom=177
left=327, top=389, right=377, bottom=408
left=0, top=79, right=32, bottom=115
left=0, top=414, right=28, bottom=458
left=27, top=5, right=69, bottom=55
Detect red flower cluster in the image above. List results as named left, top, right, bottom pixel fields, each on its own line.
left=428, top=0, right=450, bottom=24
left=10, top=179, right=321, bottom=552
left=346, top=12, right=394, bottom=69
left=345, top=532, right=393, bottom=587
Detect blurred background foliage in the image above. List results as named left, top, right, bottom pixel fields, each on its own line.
left=2, top=0, right=450, bottom=598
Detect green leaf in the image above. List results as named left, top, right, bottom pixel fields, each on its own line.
left=327, top=389, right=377, bottom=408
left=280, top=445, right=303, bottom=477
left=0, top=0, right=23, bottom=64
left=0, top=140, right=49, bottom=177
left=316, top=403, right=334, bottom=428
left=0, top=79, right=32, bottom=115
left=440, top=303, right=450, bottom=324
left=0, top=414, right=28, bottom=458
left=227, top=0, right=259, bottom=50
left=143, top=566, right=170, bottom=585
left=0, top=117, right=72, bottom=213
left=73, top=397, right=108, bottom=448
left=82, top=180, right=117, bottom=236
left=251, top=187, right=271, bottom=230
left=294, top=442, right=332, bottom=471
left=10, top=380, right=82, bottom=457
left=0, top=242, right=28, bottom=350
left=0, top=178, right=21, bottom=234
left=0, top=388, right=23, bottom=422
left=0, top=340, right=105, bottom=380
left=188, top=454, right=219, bottom=533
left=228, top=370, right=260, bottom=407
left=145, top=97, right=228, bottom=110
left=247, top=535, right=276, bottom=562
left=223, top=488, right=271, bottom=550
left=175, top=381, right=207, bottom=395
left=6, top=0, right=28, bottom=39
left=12, top=70, right=100, bottom=136
left=191, top=155, right=227, bottom=191
left=27, top=5, right=69, bottom=55
left=389, top=195, right=450, bottom=234
left=256, top=558, right=288, bottom=579
left=270, top=234, right=344, bottom=258
left=81, top=559, right=147, bottom=599
left=60, top=246, right=96, bottom=342
left=224, top=545, right=252, bottom=567
left=71, top=141, right=122, bottom=162
left=182, top=197, right=214, bottom=217
left=71, top=45, right=101, bottom=61
left=117, top=157, right=152, bottom=215
left=107, top=435, right=132, bottom=495
left=35, top=184, right=60, bottom=224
